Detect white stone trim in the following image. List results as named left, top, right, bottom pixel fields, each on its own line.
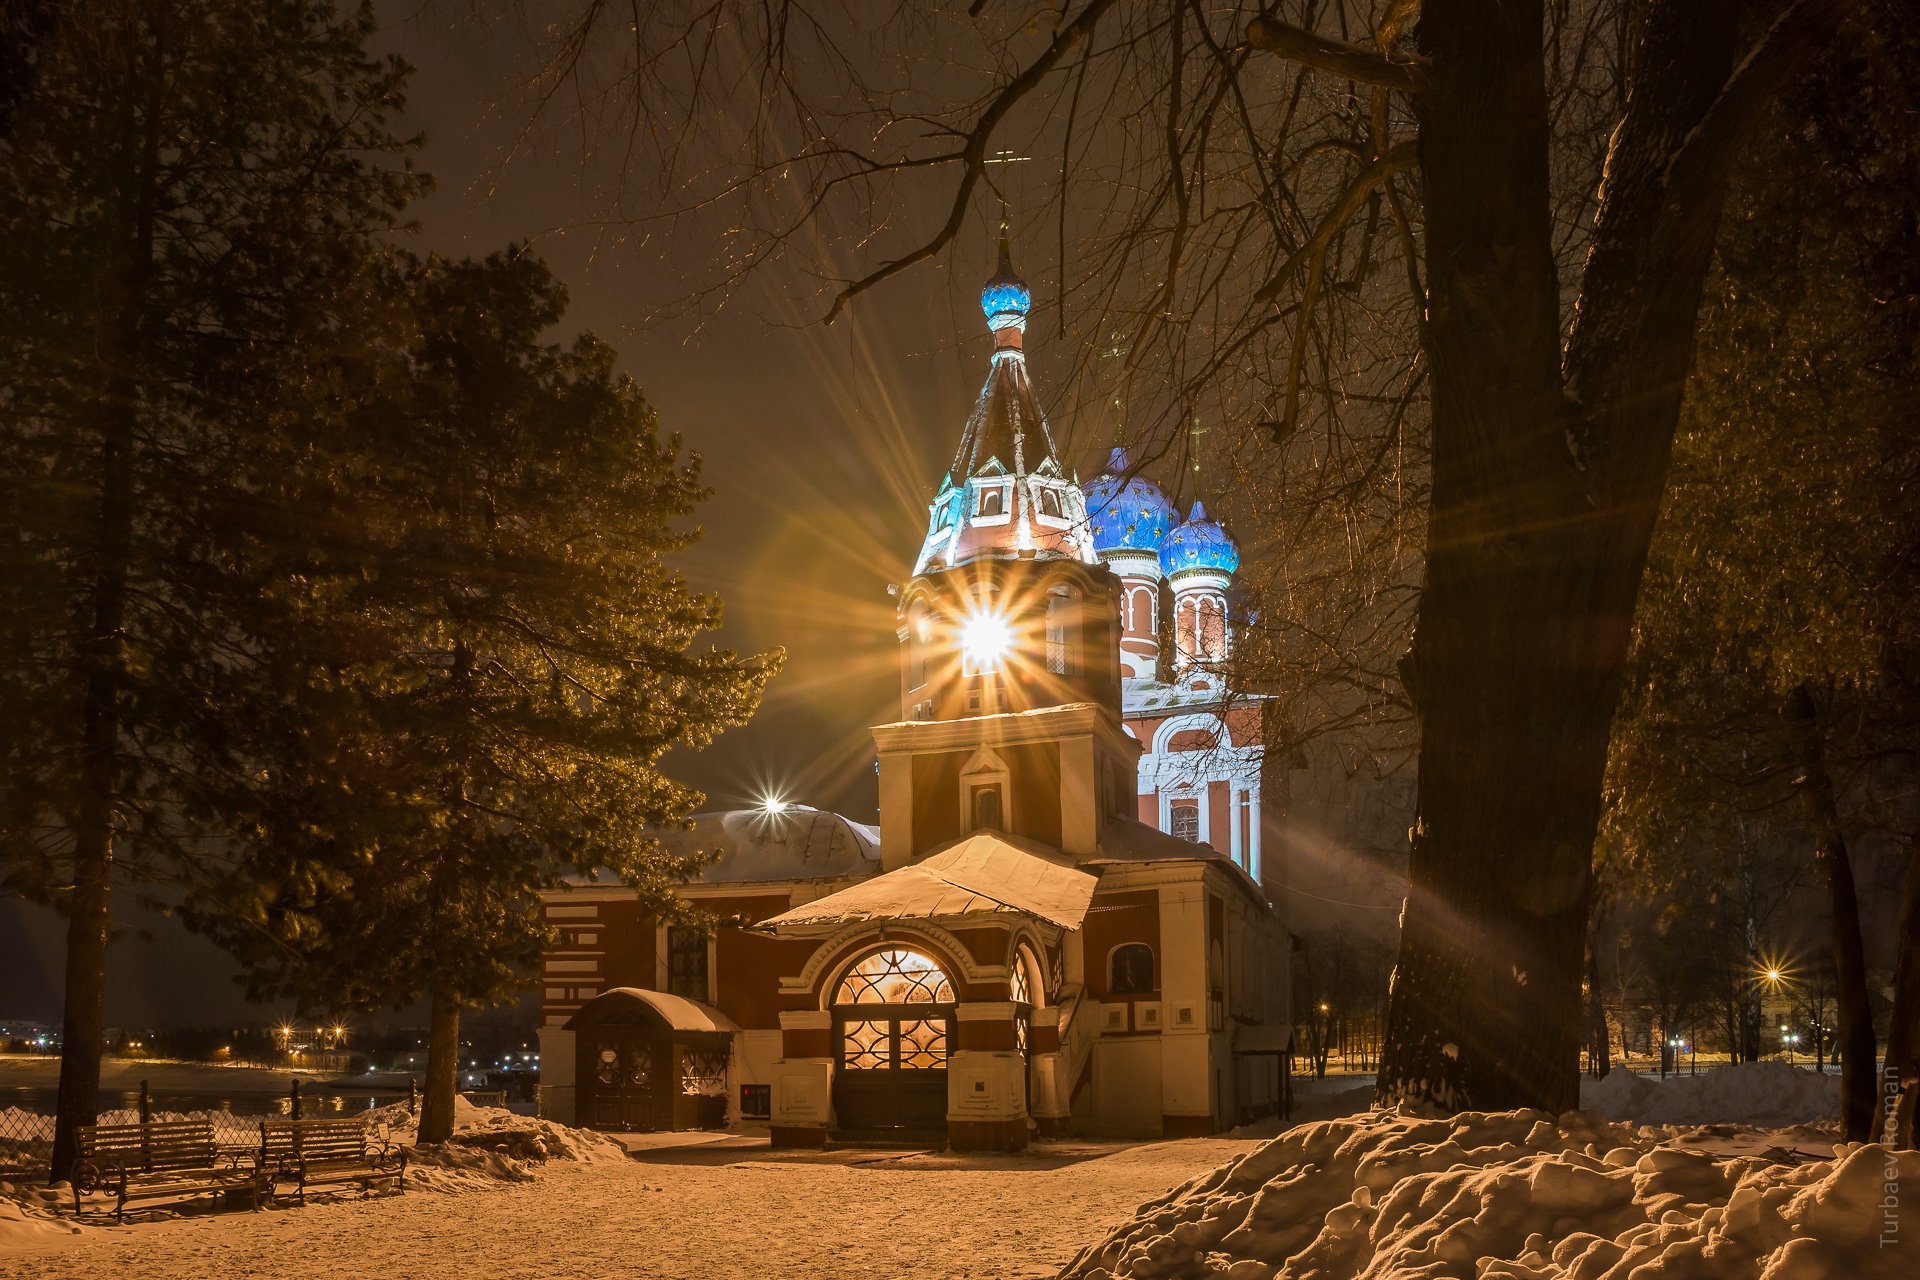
left=874, top=702, right=1139, bottom=762
left=969, top=477, right=1014, bottom=526
left=780, top=920, right=1007, bottom=998
left=954, top=1002, right=1020, bottom=1020
left=958, top=746, right=1012, bottom=833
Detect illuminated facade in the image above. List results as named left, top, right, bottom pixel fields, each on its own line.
left=535, top=234, right=1289, bottom=1149
left=1085, top=454, right=1272, bottom=888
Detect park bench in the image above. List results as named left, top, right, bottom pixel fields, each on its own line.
left=72, top=1119, right=264, bottom=1221
left=260, top=1117, right=407, bottom=1204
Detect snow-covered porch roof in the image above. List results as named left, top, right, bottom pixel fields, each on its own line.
left=563, top=987, right=741, bottom=1035
left=754, top=829, right=1097, bottom=935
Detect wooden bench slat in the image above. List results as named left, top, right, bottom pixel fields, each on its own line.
left=259, top=1117, right=406, bottom=1204
left=73, top=1121, right=264, bottom=1221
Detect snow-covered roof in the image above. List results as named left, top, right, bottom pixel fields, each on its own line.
left=563, top=987, right=741, bottom=1034
left=1091, top=815, right=1267, bottom=902
left=1122, top=674, right=1256, bottom=714
left=756, top=829, right=1097, bottom=934
left=563, top=807, right=881, bottom=888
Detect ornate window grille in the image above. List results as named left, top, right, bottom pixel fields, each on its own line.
left=835, top=948, right=954, bottom=1005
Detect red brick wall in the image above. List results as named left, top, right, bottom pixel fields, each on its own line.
left=1007, top=741, right=1062, bottom=848
left=1208, top=779, right=1231, bottom=852
left=911, top=750, right=965, bottom=854
left=1084, top=889, right=1160, bottom=999
left=597, top=900, right=657, bottom=989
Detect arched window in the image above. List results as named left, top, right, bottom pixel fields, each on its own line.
left=1198, top=595, right=1226, bottom=660
left=1129, top=585, right=1155, bottom=635
left=1045, top=588, right=1080, bottom=676
left=835, top=948, right=954, bottom=1005
left=1109, top=943, right=1156, bottom=995
left=1010, top=943, right=1044, bottom=1007
left=1170, top=800, right=1200, bottom=843
left=907, top=602, right=932, bottom=690
left=978, top=486, right=1005, bottom=517
left=973, top=785, right=1003, bottom=830
left=1037, top=486, right=1063, bottom=519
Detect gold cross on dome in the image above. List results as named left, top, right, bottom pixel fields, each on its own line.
left=984, top=150, right=1032, bottom=226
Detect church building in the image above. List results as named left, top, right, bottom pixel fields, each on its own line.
left=535, top=235, right=1291, bottom=1149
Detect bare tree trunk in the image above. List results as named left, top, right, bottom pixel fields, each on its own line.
left=417, top=988, right=462, bottom=1144
left=1375, top=0, right=1842, bottom=1114
left=50, top=402, right=133, bottom=1185
left=1786, top=683, right=1876, bottom=1141
left=1376, top=0, right=1609, bottom=1118
left=48, top=59, right=158, bottom=1176
left=1586, top=924, right=1611, bottom=1077
left=1881, top=778, right=1920, bottom=1147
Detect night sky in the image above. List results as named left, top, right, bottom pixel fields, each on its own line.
left=0, top=2, right=1115, bottom=1028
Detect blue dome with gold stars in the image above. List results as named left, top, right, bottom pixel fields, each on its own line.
left=980, top=231, right=1030, bottom=333
left=1084, top=447, right=1178, bottom=554
left=1159, top=500, right=1239, bottom=577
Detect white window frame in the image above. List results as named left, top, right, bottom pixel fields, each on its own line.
left=971, top=479, right=1014, bottom=525
left=1030, top=481, right=1071, bottom=528
left=959, top=746, right=1012, bottom=832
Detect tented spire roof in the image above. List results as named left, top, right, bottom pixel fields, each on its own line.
left=912, top=231, right=1096, bottom=576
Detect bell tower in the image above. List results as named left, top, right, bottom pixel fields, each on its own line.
left=880, top=230, right=1140, bottom=869
left=1083, top=446, right=1178, bottom=682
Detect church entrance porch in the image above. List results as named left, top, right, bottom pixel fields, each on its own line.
left=829, top=948, right=955, bottom=1140
left=565, top=988, right=740, bottom=1133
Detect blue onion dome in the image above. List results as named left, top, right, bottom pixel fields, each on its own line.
left=980, top=229, right=1031, bottom=333
left=1084, top=446, right=1178, bottom=553
left=1159, top=500, right=1240, bottom=577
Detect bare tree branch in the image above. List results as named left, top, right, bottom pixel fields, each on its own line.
left=1245, top=12, right=1427, bottom=93
left=821, top=0, right=1118, bottom=324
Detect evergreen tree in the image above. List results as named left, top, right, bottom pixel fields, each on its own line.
left=0, top=0, right=422, bottom=1179
left=181, top=251, right=776, bottom=1143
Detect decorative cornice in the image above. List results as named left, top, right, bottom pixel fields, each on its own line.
left=872, top=701, right=1139, bottom=762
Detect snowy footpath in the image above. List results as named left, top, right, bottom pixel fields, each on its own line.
left=0, top=1103, right=1258, bottom=1279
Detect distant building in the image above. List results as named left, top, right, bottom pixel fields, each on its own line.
left=0, top=1018, right=58, bottom=1050
left=1084, top=453, right=1273, bottom=889
left=536, top=233, right=1291, bottom=1148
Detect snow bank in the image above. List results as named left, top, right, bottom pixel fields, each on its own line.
left=0, top=1185, right=84, bottom=1251
left=1061, top=1108, right=1918, bottom=1279
left=0, top=1097, right=626, bottom=1241
left=362, top=1095, right=628, bottom=1192
left=1581, top=1063, right=1840, bottom=1127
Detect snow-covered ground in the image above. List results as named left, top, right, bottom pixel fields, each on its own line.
left=1581, top=1061, right=1841, bottom=1127
left=1065, top=1066, right=1915, bottom=1279
left=0, top=1100, right=1261, bottom=1277
left=4, top=1068, right=1911, bottom=1278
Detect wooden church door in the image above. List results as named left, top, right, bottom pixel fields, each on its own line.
left=829, top=948, right=954, bottom=1136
